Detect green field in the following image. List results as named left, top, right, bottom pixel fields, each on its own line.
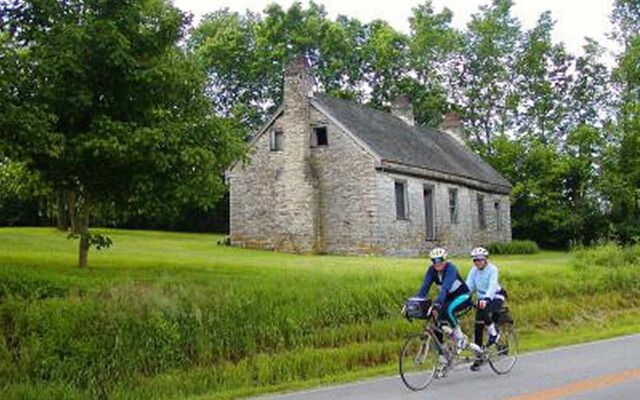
left=0, top=228, right=639, bottom=400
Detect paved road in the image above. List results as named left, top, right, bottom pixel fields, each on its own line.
left=251, top=334, right=640, bottom=400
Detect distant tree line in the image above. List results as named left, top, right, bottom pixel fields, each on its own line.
left=1, top=0, right=639, bottom=253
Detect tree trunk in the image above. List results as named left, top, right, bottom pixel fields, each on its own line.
left=78, top=229, right=90, bottom=269
left=77, top=196, right=91, bottom=268
left=67, top=190, right=91, bottom=268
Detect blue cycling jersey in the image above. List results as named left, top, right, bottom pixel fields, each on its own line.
left=415, top=262, right=469, bottom=305
left=466, top=263, right=502, bottom=300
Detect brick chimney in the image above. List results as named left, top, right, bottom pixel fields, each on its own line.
left=440, top=112, right=465, bottom=145
left=391, top=95, right=414, bottom=126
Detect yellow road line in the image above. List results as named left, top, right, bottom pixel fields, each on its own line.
left=503, top=368, right=640, bottom=400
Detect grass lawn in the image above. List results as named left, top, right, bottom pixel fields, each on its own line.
left=0, top=227, right=639, bottom=400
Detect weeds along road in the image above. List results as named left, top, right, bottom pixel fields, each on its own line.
left=251, top=334, right=640, bottom=400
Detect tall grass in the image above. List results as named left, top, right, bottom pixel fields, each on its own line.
left=487, top=240, right=540, bottom=255
left=573, top=242, right=640, bottom=269
left=0, top=228, right=638, bottom=400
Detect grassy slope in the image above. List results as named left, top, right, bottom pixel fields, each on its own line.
left=0, top=228, right=639, bottom=400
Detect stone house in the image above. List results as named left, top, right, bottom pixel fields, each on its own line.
left=227, top=58, right=512, bottom=256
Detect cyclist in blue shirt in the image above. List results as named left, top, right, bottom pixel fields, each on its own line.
left=415, top=247, right=472, bottom=350
left=466, top=246, right=507, bottom=371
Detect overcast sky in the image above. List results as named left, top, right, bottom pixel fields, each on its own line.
left=173, top=0, right=620, bottom=59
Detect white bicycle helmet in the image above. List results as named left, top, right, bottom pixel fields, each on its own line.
left=429, top=247, right=448, bottom=262
left=470, top=247, right=489, bottom=259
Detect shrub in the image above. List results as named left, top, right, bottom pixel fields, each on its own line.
left=486, top=240, right=540, bottom=255
left=216, top=236, right=231, bottom=246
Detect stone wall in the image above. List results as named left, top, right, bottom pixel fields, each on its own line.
left=229, top=117, right=284, bottom=251
left=371, top=172, right=511, bottom=256
left=229, top=58, right=318, bottom=252
left=469, top=190, right=512, bottom=245
left=307, top=107, right=379, bottom=254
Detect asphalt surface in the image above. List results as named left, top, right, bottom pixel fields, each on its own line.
left=250, top=334, right=640, bottom=400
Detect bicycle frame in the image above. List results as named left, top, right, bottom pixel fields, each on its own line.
left=418, top=315, right=462, bottom=371
left=413, top=305, right=492, bottom=369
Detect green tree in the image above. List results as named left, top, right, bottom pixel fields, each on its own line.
left=0, top=157, right=52, bottom=226
left=190, top=3, right=415, bottom=127
left=0, top=0, right=244, bottom=267
left=565, top=40, right=613, bottom=131
left=408, top=1, right=462, bottom=127
left=486, top=137, right=574, bottom=247
left=610, top=0, right=640, bottom=48
left=191, top=3, right=365, bottom=127
left=562, top=124, right=608, bottom=244
left=188, top=8, right=265, bottom=126
left=603, top=0, right=640, bottom=243
left=360, top=20, right=410, bottom=109
left=455, top=0, right=521, bottom=151
left=510, top=11, right=571, bottom=144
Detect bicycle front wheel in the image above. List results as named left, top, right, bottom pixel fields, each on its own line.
left=488, top=323, right=518, bottom=374
left=399, top=333, right=441, bottom=391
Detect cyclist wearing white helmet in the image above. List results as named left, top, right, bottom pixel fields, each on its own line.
left=466, top=246, right=507, bottom=371
left=414, top=247, right=472, bottom=350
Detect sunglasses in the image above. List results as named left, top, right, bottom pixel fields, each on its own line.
left=472, top=258, right=486, bottom=262
left=431, top=257, right=445, bottom=264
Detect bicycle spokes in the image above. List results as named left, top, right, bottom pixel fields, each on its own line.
left=399, top=334, right=441, bottom=391
left=487, top=324, right=518, bottom=374
left=412, top=342, right=428, bottom=364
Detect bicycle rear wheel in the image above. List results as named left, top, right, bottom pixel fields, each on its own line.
left=487, top=322, right=518, bottom=374
left=399, top=333, right=441, bottom=391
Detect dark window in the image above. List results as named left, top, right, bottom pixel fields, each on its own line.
left=424, top=186, right=435, bottom=240
left=477, top=194, right=486, bottom=230
left=270, top=130, right=283, bottom=151
left=495, top=201, right=502, bottom=232
left=395, top=181, right=407, bottom=220
left=311, top=126, right=328, bottom=147
left=448, top=188, right=458, bottom=224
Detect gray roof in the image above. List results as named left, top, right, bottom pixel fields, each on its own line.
left=312, top=95, right=511, bottom=191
